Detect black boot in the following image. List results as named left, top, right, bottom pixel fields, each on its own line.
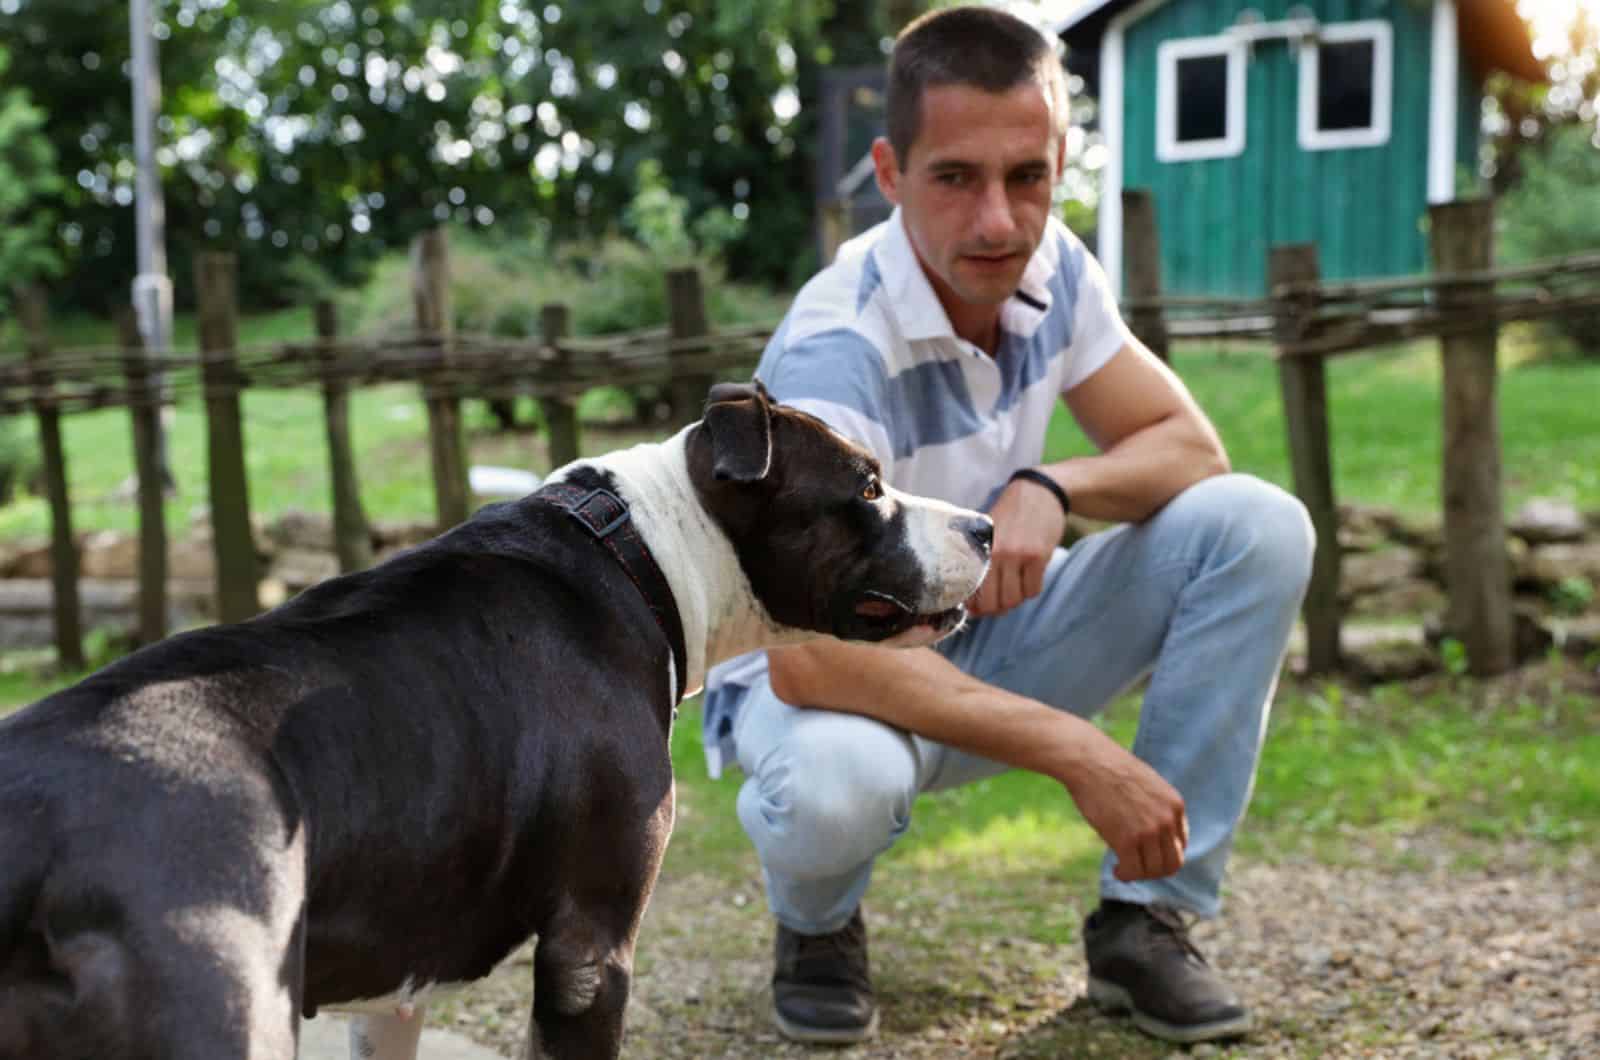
left=1084, top=900, right=1251, bottom=1043
left=771, top=908, right=878, bottom=1044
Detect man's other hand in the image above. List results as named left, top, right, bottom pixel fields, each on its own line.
left=1064, top=735, right=1189, bottom=881
left=969, top=473, right=1067, bottom=617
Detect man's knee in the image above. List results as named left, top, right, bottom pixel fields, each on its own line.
left=1172, top=474, right=1315, bottom=591
left=737, top=714, right=917, bottom=880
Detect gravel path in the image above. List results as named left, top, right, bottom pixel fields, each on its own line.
left=432, top=834, right=1599, bottom=1059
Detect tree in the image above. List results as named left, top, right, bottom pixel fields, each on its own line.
left=0, top=44, right=63, bottom=306
left=1, top=0, right=864, bottom=312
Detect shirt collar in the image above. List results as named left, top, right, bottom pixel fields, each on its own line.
left=876, top=207, right=1057, bottom=345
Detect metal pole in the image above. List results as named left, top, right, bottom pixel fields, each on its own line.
left=130, top=0, right=173, bottom=485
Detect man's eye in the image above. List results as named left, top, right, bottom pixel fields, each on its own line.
left=862, top=479, right=883, bottom=501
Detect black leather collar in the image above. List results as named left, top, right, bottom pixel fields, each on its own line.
left=535, top=482, right=689, bottom=704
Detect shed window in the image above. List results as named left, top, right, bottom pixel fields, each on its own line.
left=1299, top=21, right=1393, bottom=150
left=1157, top=36, right=1246, bottom=162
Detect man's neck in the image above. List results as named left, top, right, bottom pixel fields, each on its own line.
left=919, top=259, right=1004, bottom=356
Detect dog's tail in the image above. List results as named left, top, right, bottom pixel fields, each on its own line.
left=0, top=837, right=137, bottom=1060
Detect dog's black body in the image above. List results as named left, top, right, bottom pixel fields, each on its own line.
left=0, top=383, right=991, bottom=1059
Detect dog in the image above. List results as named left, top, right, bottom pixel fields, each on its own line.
left=0, top=380, right=992, bottom=1060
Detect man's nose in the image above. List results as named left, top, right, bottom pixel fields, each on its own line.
left=974, top=181, right=1017, bottom=243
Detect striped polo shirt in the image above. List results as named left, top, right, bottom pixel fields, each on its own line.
left=701, top=206, right=1133, bottom=778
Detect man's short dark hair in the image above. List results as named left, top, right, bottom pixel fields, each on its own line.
left=886, top=6, right=1069, bottom=166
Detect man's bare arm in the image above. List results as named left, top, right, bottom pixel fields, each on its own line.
left=767, top=639, right=1188, bottom=881
left=1048, top=341, right=1229, bottom=525
left=971, top=340, right=1228, bottom=617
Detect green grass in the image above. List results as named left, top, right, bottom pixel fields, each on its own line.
left=1046, top=337, right=1600, bottom=516
left=655, top=657, right=1600, bottom=927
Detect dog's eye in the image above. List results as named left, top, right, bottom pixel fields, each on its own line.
left=861, top=479, right=883, bottom=502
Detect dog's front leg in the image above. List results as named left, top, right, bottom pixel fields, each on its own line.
left=347, top=1008, right=424, bottom=1060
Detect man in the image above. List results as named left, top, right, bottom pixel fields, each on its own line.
left=701, top=5, right=1314, bottom=1047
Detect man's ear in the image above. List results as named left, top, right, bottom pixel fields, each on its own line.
left=702, top=380, right=773, bottom=483
left=872, top=137, right=902, bottom=205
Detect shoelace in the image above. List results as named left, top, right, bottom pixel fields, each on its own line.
left=1145, top=903, right=1210, bottom=967
left=788, top=921, right=869, bottom=985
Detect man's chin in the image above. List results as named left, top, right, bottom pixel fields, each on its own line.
left=950, top=267, right=1026, bottom=305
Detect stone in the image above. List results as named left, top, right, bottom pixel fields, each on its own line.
left=1510, top=498, right=1587, bottom=544
left=7, top=540, right=53, bottom=578
left=269, top=548, right=341, bottom=592
left=264, top=508, right=336, bottom=552
left=372, top=519, right=438, bottom=550
left=1341, top=547, right=1424, bottom=600
left=1344, top=639, right=1439, bottom=683
left=1525, top=542, right=1600, bottom=587
left=79, top=530, right=138, bottom=579
left=1347, top=579, right=1446, bottom=619
left=1337, top=502, right=1400, bottom=552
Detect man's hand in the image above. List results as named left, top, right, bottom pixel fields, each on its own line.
left=1062, top=732, right=1189, bottom=881
left=969, top=473, right=1068, bottom=617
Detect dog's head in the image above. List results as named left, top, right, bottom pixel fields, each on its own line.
left=688, top=380, right=992, bottom=648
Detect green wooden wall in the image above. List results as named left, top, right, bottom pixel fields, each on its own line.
left=1121, top=0, right=1478, bottom=295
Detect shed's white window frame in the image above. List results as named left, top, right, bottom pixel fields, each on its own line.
left=1298, top=20, right=1393, bottom=151
left=1156, top=34, right=1247, bottom=163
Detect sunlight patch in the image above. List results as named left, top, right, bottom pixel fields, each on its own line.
left=907, top=811, right=1101, bottom=874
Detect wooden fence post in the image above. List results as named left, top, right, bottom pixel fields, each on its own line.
left=315, top=300, right=373, bottom=573
left=1269, top=244, right=1341, bottom=674
left=666, top=267, right=711, bottom=427
left=117, top=308, right=168, bottom=645
left=1121, top=189, right=1171, bottom=363
left=195, top=251, right=261, bottom=623
left=538, top=304, right=579, bottom=470
left=1429, top=199, right=1514, bottom=676
left=15, top=286, right=84, bottom=669
left=411, top=228, right=470, bottom=529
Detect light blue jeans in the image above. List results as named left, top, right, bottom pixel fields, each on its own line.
left=727, top=474, right=1314, bottom=935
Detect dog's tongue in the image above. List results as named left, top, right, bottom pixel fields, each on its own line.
left=854, top=590, right=912, bottom=621
left=854, top=598, right=902, bottom=619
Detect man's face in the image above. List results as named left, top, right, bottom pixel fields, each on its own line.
left=874, top=80, right=1064, bottom=315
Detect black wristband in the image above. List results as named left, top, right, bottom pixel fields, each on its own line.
left=1009, top=468, right=1071, bottom=517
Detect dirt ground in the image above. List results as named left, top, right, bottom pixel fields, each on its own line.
left=429, top=837, right=1597, bottom=1059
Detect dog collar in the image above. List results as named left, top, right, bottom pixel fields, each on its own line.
left=535, top=482, right=690, bottom=704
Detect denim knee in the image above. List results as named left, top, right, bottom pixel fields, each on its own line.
left=1171, top=474, right=1315, bottom=598
left=736, top=716, right=917, bottom=882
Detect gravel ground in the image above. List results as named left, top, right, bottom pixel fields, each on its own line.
left=432, top=833, right=1599, bottom=1059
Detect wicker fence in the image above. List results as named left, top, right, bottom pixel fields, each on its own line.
left=5, top=228, right=772, bottom=665
left=8, top=201, right=1597, bottom=678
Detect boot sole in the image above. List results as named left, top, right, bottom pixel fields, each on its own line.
left=1087, top=977, right=1252, bottom=1044
left=772, top=1007, right=880, bottom=1045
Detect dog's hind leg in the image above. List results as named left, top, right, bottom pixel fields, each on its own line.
left=524, top=906, right=636, bottom=1060
left=347, top=1010, right=424, bottom=1060
left=525, top=784, right=674, bottom=1060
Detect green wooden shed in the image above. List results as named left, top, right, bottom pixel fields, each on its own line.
left=1054, top=0, right=1545, bottom=297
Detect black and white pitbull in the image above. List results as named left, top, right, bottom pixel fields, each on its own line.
left=0, top=381, right=991, bottom=1060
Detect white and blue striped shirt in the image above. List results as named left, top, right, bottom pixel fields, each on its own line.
left=702, top=207, right=1132, bottom=777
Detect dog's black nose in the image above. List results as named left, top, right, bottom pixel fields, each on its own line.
left=960, top=515, right=994, bottom=555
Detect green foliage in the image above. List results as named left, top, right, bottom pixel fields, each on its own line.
left=3, top=0, right=848, bottom=312
left=342, top=226, right=786, bottom=341
left=1549, top=575, right=1595, bottom=616
left=1499, top=124, right=1600, bottom=354
left=0, top=45, right=62, bottom=301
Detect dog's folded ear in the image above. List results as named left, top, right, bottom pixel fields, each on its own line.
left=702, top=380, right=773, bottom=482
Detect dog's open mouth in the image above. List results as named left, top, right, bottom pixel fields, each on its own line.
left=851, top=590, right=967, bottom=639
